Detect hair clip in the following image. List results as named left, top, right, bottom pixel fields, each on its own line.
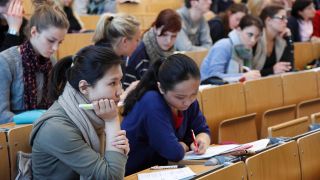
left=108, top=16, right=114, bottom=21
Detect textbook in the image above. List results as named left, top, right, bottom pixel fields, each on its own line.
left=183, top=139, right=270, bottom=160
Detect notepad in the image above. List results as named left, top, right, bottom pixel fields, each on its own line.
left=183, top=139, right=270, bottom=160
left=137, top=167, right=196, bottom=180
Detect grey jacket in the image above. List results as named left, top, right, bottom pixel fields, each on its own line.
left=175, top=7, right=212, bottom=51
left=0, top=46, right=54, bottom=124
left=30, top=101, right=127, bottom=180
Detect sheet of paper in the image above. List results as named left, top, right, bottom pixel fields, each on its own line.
left=245, top=139, right=270, bottom=152
left=183, top=144, right=239, bottom=160
left=137, top=167, right=196, bottom=180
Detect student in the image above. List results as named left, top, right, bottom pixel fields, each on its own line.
left=288, top=0, right=316, bottom=42
left=0, top=0, right=28, bottom=52
left=57, top=0, right=85, bottom=33
left=201, top=15, right=263, bottom=82
left=208, top=3, right=248, bottom=44
left=123, top=9, right=182, bottom=89
left=175, top=0, right=213, bottom=51
left=92, top=13, right=140, bottom=99
left=255, top=5, right=294, bottom=76
left=92, top=13, right=140, bottom=58
left=30, top=46, right=128, bottom=179
left=121, top=54, right=211, bottom=175
left=0, top=2, right=69, bottom=124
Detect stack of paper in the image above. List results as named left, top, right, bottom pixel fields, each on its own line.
left=137, top=167, right=195, bottom=180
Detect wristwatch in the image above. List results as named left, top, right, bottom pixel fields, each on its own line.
left=7, top=28, right=19, bottom=36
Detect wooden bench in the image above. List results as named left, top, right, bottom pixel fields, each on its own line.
left=200, top=83, right=246, bottom=143
left=297, top=130, right=320, bottom=179
left=0, top=131, right=10, bottom=180
left=268, top=116, right=310, bottom=138
left=246, top=141, right=301, bottom=180
left=244, top=76, right=284, bottom=138
left=197, top=161, right=247, bottom=180
left=219, top=113, right=257, bottom=144
left=57, top=33, right=93, bottom=59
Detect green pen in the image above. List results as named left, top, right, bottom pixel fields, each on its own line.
left=79, top=104, right=94, bottom=110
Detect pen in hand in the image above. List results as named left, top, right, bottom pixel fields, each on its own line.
left=191, top=129, right=199, bottom=153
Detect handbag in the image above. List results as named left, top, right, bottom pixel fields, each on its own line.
left=15, top=151, right=32, bottom=180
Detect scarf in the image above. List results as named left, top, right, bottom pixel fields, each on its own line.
left=232, top=44, right=253, bottom=72
left=142, top=28, right=175, bottom=65
left=20, top=41, right=52, bottom=110
left=58, top=83, right=106, bottom=154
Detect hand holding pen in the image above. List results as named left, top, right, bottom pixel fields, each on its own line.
left=191, top=129, right=210, bottom=155
left=191, top=129, right=199, bottom=153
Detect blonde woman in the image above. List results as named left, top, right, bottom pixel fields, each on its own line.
left=0, top=2, right=69, bottom=123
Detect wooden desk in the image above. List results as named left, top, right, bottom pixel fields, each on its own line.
left=124, top=165, right=215, bottom=180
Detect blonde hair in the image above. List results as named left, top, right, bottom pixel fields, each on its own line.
left=92, top=13, right=140, bottom=47
left=28, top=1, right=69, bottom=37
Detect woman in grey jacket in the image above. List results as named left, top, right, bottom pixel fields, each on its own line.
left=0, top=2, right=69, bottom=124
left=30, top=46, right=129, bottom=179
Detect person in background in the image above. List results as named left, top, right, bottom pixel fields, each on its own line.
left=256, top=5, right=294, bottom=76
left=313, top=10, right=320, bottom=38
left=92, top=13, right=140, bottom=61
left=92, top=13, right=140, bottom=100
left=30, top=46, right=128, bottom=179
left=122, top=54, right=211, bottom=175
left=56, top=0, right=85, bottom=33
left=208, top=3, right=248, bottom=44
left=288, top=0, right=317, bottom=42
left=210, top=0, right=234, bottom=14
left=0, top=0, right=27, bottom=52
left=123, top=9, right=182, bottom=89
left=201, top=15, right=263, bottom=82
left=0, top=2, right=69, bottom=124
left=175, top=0, right=213, bottom=51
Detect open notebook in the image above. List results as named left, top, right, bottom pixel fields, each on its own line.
left=183, top=139, right=270, bottom=160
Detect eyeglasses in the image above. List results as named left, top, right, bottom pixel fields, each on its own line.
left=272, top=15, right=288, bottom=21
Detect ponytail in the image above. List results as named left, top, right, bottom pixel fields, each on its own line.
left=49, top=56, right=73, bottom=101
left=122, top=60, right=163, bottom=115
left=122, top=53, right=200, bottom=116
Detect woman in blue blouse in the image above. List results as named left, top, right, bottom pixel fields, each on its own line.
left=121, top=54, right=211, bottom=175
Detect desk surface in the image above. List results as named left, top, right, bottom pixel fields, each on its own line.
left=124, top=165, right=215, bottom=180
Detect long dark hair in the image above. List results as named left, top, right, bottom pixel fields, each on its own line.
left=219, top=3, right=248, bottom=37
left=291, top=0, right=314, bottom=19
left=49, top=45, right=122, bottom=101
left=259, top=5, right=284, bottom=26
left=122, top=53, right=200, bottom=115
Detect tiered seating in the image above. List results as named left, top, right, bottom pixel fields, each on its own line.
left=297, top=131, right=320, bottom=180
left=0, top=131, right=10, bottom=180
left=268, top=116, right=310, bottom=137
left=182, top=50, right=209, bottom=68
left=244, top=76, right=288, bottom=137
left=57, top=33, right=93, bottom=59
left=197, top=161, right=247, bottom=180
left=0, top=123, right=33, bottom=180
left=219, top=113, right=257, bottom=144
left=199, top=83, right=246, bottom=143
left=294, top=42, right=314, bottom=70
left=246, top=141, right=301, bottom=180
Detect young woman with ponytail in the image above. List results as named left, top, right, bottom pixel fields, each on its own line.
left=30, top=46, right=129, bottom=179
left=0, top=2, right=69, bottom=123
left=121, top=53, right=211, bottom=175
